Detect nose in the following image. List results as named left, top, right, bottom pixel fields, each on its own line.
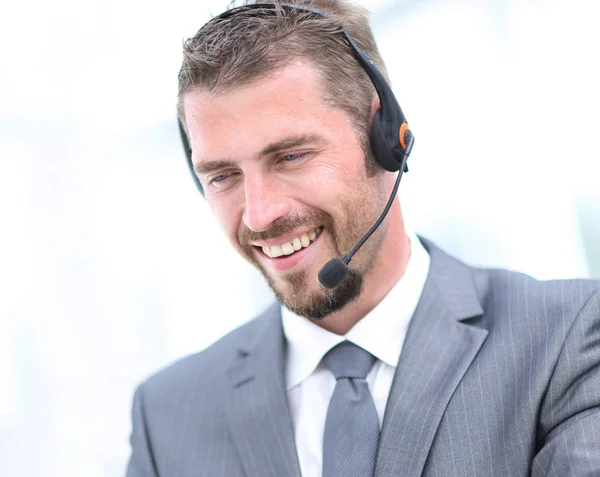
left=242, top=173, right=290, bottom=232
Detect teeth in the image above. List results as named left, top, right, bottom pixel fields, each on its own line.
left=261, top=227, right=322, bottom=258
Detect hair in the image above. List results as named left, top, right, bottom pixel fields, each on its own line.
left=178, top=0, right=389, bottom=174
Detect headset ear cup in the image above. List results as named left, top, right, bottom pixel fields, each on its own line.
left=370, top=109, right=401, bottom=172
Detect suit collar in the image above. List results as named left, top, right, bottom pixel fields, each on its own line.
left=225, top=303, right=302, bottom=477
left=375, top=237, right=489, bottom=477
left=418, top=236, right=484, bottom=321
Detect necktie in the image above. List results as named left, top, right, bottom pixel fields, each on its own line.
left=322, top=341, right=380, bottom=477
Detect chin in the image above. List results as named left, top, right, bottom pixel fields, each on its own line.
left=269, top=267, right=364, bottom=320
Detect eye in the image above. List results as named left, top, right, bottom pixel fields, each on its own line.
left=208, top=172, right=236, bottom=188
left=212, top=173, right=231, bottom=182
left=281, top=152, right=308, bottom=162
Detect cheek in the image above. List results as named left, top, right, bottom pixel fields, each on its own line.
left=318, top=168, right=367, bottom=207
left=298, top=162, right=354, bottom=204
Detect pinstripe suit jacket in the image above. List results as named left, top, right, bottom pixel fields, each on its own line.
left=127, top=238, right=600, bottom=477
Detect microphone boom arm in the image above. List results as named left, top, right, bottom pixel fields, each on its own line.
left=342, top=145, right=411, bottom=266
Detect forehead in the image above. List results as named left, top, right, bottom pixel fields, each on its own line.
left=182, top=60, right=333, bottom=155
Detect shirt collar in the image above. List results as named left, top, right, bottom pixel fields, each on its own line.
left=282, top=232, right=431, bottom=390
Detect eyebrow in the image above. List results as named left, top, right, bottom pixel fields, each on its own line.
left=193, top=134, right=323, bottom=177
left=260, top=134, right=321, bottom=156
left=193, top=160, right=236, bottom=177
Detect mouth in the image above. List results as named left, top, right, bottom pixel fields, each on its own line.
left=256, top=226, right=323, bottom=259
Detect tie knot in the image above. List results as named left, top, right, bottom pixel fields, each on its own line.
left=322, top=341, right=377, bottom=380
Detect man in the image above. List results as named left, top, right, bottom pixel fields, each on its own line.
left=126, top=1, right=600, bottom=476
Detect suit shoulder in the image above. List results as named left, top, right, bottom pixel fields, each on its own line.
left=137, top=303, right=279, bottom=402
left=422, top=237, right=599, bottom=319
left=473, top=266, right=600, bottom=323
left=483, top=267, right=599, bottom=299
left=420, top=237, right=599, bottom=314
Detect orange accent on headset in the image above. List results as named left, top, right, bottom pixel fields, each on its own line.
left=399, top=122, right=409, bottom=149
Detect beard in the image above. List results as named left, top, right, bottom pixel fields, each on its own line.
left=273, top=264, right=363, bottom=319
left=239, top=206, right=375, bottom=320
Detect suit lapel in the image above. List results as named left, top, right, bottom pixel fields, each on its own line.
left=224, top=304, right=302, bottom=477
left=375, top=238, right=489, bottom=477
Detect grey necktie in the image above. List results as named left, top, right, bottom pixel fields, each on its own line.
left=322, top=341, right=380, bottom=477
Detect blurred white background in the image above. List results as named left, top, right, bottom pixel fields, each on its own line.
left=1, top=0, right=598, bottom=475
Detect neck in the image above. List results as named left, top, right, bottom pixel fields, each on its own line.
left=312, top=201, right=411, bottom=335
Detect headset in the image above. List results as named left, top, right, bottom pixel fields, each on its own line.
left=177, top=2, right=415, bottom=288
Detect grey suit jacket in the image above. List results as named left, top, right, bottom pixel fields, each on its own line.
left=127, top=238, right=600, bottom=477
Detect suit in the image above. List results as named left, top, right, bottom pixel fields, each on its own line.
left=127, top=238, right=600, bottom=476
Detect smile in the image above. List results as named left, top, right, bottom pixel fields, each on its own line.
left=260, top=227, right=323, bottom=258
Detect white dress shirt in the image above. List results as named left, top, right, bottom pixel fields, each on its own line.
left=281, top=232, right=431, bottom=477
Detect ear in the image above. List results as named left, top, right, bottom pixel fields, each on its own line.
left=370, top=94, right=381, bottom=123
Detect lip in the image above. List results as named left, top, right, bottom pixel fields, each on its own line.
left=251, top=227, right=321, bottom=248
left=256, top=231, right=322, bottom=272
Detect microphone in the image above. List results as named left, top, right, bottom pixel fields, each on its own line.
left=317, top=142, right=411, bottom=289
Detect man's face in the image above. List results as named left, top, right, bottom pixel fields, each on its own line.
left=184, top=60, right=389, bottom=319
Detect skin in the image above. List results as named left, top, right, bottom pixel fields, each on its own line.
left=183, top=59, right=411, bottom=335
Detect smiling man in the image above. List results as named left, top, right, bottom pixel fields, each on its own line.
left=126, top=1, right=600, bottom=477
